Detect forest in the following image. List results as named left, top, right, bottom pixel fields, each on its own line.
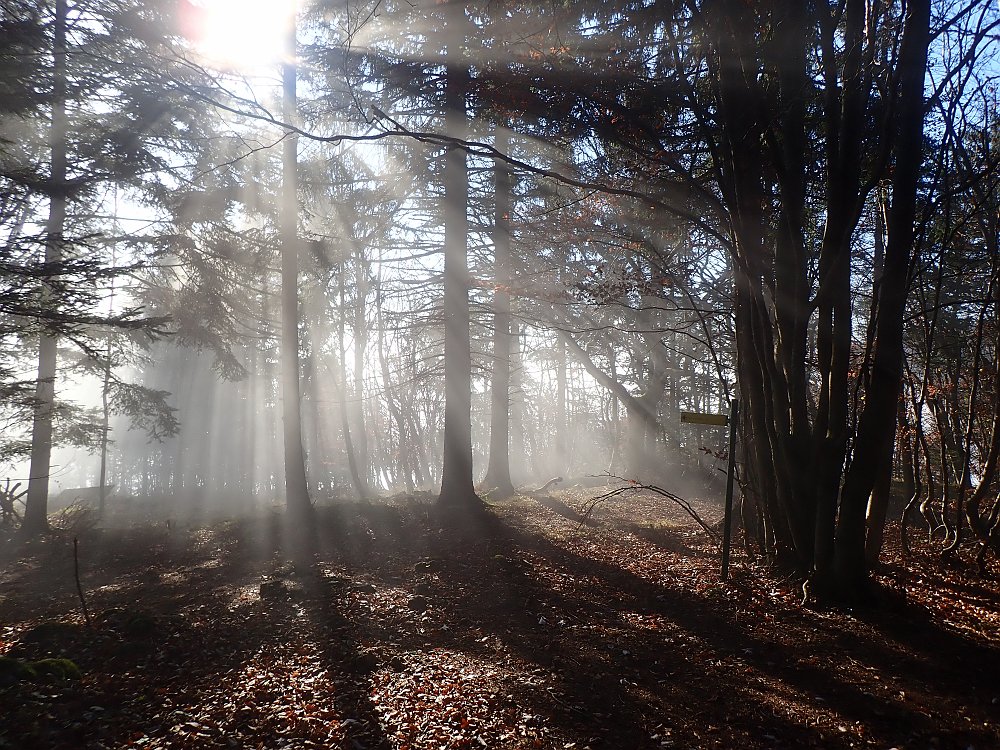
left=1, top=0, right=1000, bottom=748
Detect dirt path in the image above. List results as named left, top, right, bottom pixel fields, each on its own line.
left=1, top=489, right=997, bottom=749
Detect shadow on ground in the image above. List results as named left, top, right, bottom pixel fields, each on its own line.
left=0, top=494, right=997, bottom=749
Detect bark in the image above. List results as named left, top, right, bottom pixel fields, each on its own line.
left=438, top=2, right=479, bottom=507
left=352, top=252, right=371, bottom=488
left=509, top=321, right=528, bottom=484
left=376, top=277, right=413, bottom=492
left=559, top=332, right=660, bottom=441
left=280, top=14, right=311, bottom=519
left=98, top=341, right=111, bottom=517
left=483, top=127, right=515, bottom=497
left=606, top=345, right=622, bottom=475
left=864, top=196, right=892, bottom=565
left=554, top=335, right=568, bottom=475
left=811, top=0, right=870, bottom=578
left=24, top=0, right=67, bottom=536
left=338, top=273, right=367, bottom=499
left=711, top=0, right=803, bottom=564
left=965, top=275, right=1000, bottom=558
left=835, top=0, right=932, bottom=592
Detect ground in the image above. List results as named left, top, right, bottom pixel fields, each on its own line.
left=0, top=486, right=998, bottom=750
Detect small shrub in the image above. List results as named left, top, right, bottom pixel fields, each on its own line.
left=49, top=502, right=99, bottom=533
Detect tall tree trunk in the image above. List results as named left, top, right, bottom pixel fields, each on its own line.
left=280, top=9, right=310, bottom=518
left=483, top=128, right=515, bottom=497
left=509, top=321, right=528, bottom=484
left=864, top=194, right=892, bottom=565
left=352, top=252, right=371, bottom=489
left=98, top=250, right=117, bottom=517
left=24, top=0, right=68, bottom=536
left=835, top=0, right=931, bottom=593
left=337, top=273, right=367, bottom=498
left=438, top=2, right=479, bottom=507
left=376, top=277, right=413, bottom=492
left=98, top=340, right=112, bottom=517
left=607, top=345, right=622, bottom=474
left=554, top=334, right=568, bottom=475
left=247, top=315, right=260, bottom=503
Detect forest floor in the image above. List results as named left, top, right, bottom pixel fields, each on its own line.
left=1, top=484, right=999, bottom=750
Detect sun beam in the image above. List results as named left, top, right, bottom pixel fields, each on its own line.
left=179, top=0, right=294, bottom=72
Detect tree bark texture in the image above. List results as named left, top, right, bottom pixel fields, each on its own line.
left=483, top=127, right=516, bottom=497
left=24, top=0, right=68, bottom=536
left=705, top=0, right=932, bottom=595
left=280, top=12, right=311, bottom=519
left=438, top=1, right=479, bottom=507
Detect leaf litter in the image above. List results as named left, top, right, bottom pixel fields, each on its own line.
left=0, top=488, right=997, bottom=749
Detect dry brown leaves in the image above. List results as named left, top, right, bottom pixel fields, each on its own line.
left=0, top=487, right=997, bottom=749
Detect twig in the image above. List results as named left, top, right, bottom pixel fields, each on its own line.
left=73, top=537, right=91, bottom=627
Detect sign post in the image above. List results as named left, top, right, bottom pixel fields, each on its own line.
left=679, top=402, right=740, bottom=579
left=680, top=411, right=728, bottom=426
left=721, top=398, right=739, bottom=581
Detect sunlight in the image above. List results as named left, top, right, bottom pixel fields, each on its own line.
left=180, top=0, right=294, bottom=71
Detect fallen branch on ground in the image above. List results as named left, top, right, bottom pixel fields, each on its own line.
left=530, top=477, right=563, bottom=494
left=583, top=475, right=720, bottom=544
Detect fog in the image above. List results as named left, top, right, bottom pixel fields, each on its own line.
left=1, top=0, right=737, bottom=533
left=30, top=319, right=731, bottom=524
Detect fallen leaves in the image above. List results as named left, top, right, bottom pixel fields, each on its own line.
left=0, top=491, right=998, bottom=749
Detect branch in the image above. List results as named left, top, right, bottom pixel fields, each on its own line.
left=585, top=474, right=720, bottom=544
left=171, top=81, right=732, bottom=249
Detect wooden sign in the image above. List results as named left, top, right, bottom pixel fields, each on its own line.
left=680, top=411, right=728, bottom=426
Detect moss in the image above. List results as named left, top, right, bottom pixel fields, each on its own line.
left=28, top=658, right=81, bottom=684
left=0, top=656, right=83, bottom=686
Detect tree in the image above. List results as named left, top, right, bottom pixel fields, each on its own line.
left=279, top=7, right=311, bottom=519
left=437, top=0, right=479, bottom=507
left=482, top=126, right=516, bottom=497
left=453, top=0, right=996, bottom=594
left=22, top=0, right=68, bottom=535
left=3, top=0, right=179, bottom=533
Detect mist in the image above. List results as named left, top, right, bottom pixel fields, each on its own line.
left=4, top=2, right=999, bottom=749
left=39, top=316, right=730, bottom=524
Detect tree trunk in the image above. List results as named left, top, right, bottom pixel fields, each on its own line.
left=438, top=3, right=479, bottom=507
left=376, top=278, right=413, bottom=492
left=279, top=11, right=311, bottom=519
left=554, top=334, right=567, bottom=475
left=509, top=321, right=528, bottom=484
left=483, top=128, right=515, bottom=497
left=835, top=0, right=931, bottom=593
left=352, top=252, right=371, bottom=489
left=98, top=341, right=112, bottom=517
left=24, top=0, right=68, bottom=536
left=338, top=273, right=367, bottom=498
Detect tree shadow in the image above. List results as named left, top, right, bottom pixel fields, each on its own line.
left=351, top=499, right=999, bottom=749
left=3, top=499, right=998, bottom=750
left=308, top=502, right=829, bottom=747
left=1, top=511, right=391, bottom=750
left=529, top=494, right=599, bottom=527
left=622, top=521, right=702, bottom=556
